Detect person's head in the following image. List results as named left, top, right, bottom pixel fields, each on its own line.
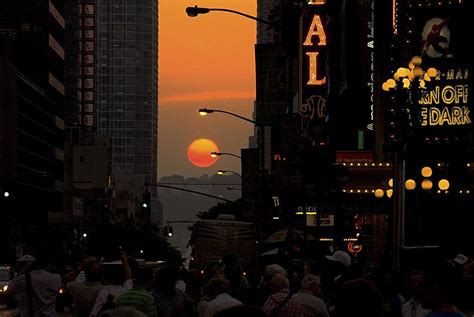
left=246, top=268, right=262, bottom=289
left=420, top=260, right=460, bottom=309
left=214, top=305, right=266, bottom=317
left=263, top=264, right=286, bottom=287
left=206, top=278, right=231, bottom=297
left=326, top=251, right=351, bottom=274
left=155, top=267, right=178, bottom=295
left=408, top=270, right=425, bottom=299
left=269, top=274, right=289, bottom=295
left=336, top=279, right=383, bottom=317
left=103, top=264, right=125, bottom=286
left=205, top=262, right=226, bottom=283
left=136, top=267, right=154, bottom=291
left=16, top=254, right=36, bottom=272
left=300, top=274, right=322, bottom=297
left=84, top=259, right=103, bottom=283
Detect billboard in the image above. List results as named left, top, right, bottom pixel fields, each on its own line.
left=405, top=1, right=473, bottom=151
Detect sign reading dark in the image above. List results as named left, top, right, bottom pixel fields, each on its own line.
left=407, top=1, right=472, bottom=137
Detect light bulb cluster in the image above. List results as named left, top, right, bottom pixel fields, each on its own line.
left=382, top=56, right=438, bottom=91
left=374, top=166, right=454, bottom=198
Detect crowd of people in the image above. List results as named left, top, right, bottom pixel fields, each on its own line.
left=5, top=249, right=474, bottom=317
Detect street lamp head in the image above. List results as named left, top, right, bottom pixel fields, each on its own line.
left=217, top=170, right=225, bottom=175
left=3, top=191, right=9, bottom=198
left=199, top=108, right=213, bottom=116
left=210, top=152, right=221, bottom=158
left=186, top=6, right=210, bottom=17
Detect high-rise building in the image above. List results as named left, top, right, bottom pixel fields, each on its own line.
left=63, top=0, right=158, bottom=225
left=95, top=0, right=158, bottom=192
left=0, top=0, right=67, bottom=256
left=65, top=0, right=158, bottom=185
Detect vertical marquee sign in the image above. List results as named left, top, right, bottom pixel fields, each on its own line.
left=299, top=1, right=328, bottom=139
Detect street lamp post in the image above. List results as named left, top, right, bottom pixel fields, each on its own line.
left=186, top=5, right=277, bottom=27
left=382, top=57, right=438, bottom=271
left=217, top=170, right=242, bottom=178
left=210, top=152, right=242, bottom=159
left=199, top=108, right=256, bottom=125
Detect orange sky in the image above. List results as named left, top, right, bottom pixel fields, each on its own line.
left=158, top=0, right=256, bottom=177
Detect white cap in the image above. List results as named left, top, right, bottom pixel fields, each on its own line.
left=453, top=254, right=469, bottom=265
left=326, top=250, right=351, bottom=267
left=17, top=255, right=36, bottom=263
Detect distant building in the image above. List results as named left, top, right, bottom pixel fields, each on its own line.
left=94, top=0, right=158, bottom=193
left=64, top=0, right=160, bottom=224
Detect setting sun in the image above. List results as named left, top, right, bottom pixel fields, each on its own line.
left=187, top=139, right=220, bottom=168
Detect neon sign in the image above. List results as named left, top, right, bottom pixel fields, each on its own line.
left=299, top=1, right=328, bottom=123
left=303, top=12, right=327, bottom=86
left=419, top=68, right=471, bottom=126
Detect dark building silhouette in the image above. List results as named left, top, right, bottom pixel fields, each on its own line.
left=0, top=0, right=67, bottom=257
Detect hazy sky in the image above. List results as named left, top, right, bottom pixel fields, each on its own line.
left=158, top=0, right=257, bottom=178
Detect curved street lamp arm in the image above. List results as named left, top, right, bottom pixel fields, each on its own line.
left=218, top=170, right=242, bottom=178
left=145, top=183, right=233, bottom=203
left=218, top=152, right=242, bottom=159
left=213, top=109, right=256, bottom=125
left=208, top=8, right=276, bottom=26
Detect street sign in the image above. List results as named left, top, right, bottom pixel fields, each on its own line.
left=306, top=214, right=334, bottom=227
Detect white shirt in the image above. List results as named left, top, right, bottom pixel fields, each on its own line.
left=402, top=298, right=431, bottom=317
left=90, top=279, right=133, bottom=317
left=204, top=293, right=242, bottom=317
left=8, top=269, right=61, bottom=317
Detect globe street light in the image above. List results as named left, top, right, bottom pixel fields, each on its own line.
left=210, top=152, right=242, bottom=159
left=198, top=108, right=256, bottom=125
left=217, top=170, right=241, bottom=178
left=186, top=5, right=276, bottom=26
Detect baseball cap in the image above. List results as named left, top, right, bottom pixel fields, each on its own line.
left=453, top=254, right=469, bottom=265
left=326, top=250, right=351, bottom=267
left=17, top=255, right=36, bottom=263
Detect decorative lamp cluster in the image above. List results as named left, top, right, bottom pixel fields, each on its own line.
left=382, top=56, right=438, bottom=91
left=375, top=166, right=452, bottom=198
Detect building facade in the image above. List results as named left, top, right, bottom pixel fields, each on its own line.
left=95, top=0, right=158, bottom=192
left=0, top=0, right=67, bottom=258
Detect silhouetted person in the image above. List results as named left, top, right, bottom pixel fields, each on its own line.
left=65, top=257, right=104, bottom=317
left=262, top=274, right=306, bottom=317
left=203, top=278, right=241, bottom=317
left=8, top=254, right=61, bottom=316
left=152, top=267, right=192, bottom=317
left=293, top=274, right=329, bottom=317
left=402, top=270, right=431, bottom=317
left=116, top=267, right=157, bottom=316
left=336, top=279, right=383, bottom=317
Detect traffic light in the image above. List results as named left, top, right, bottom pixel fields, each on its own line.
left=141, top=191, right=151, bottom=209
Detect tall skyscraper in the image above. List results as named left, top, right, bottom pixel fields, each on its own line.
left=64, top=0, right=158, bottom=225
left=95, top=0, right=158, bottom=191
